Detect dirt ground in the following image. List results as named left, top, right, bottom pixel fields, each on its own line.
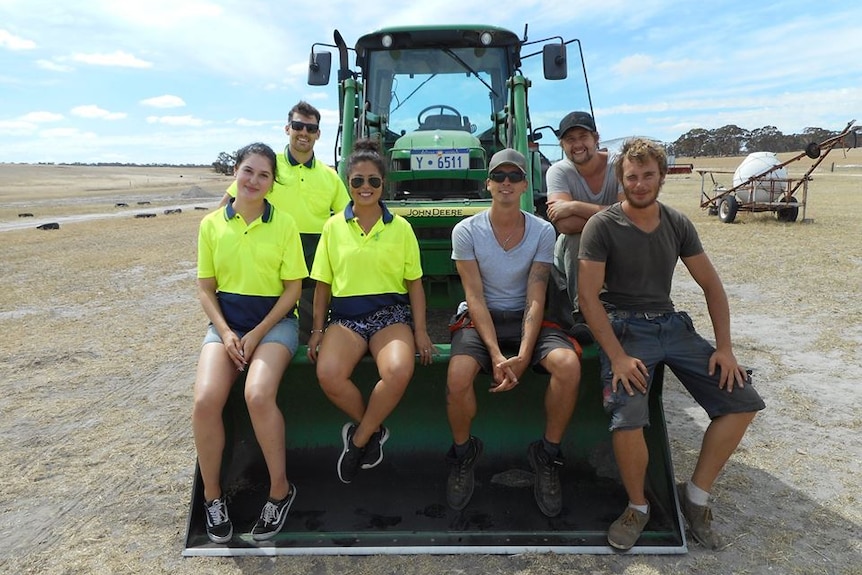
left=0, top=150, right=860, bottom=575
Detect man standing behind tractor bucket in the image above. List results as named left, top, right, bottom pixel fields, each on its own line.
left=578, top=138, right=766, bottom=551
left=544, top=111, right=621, bottom=336
left=445, top=148, right=582, bottom=518
left=221, top=101, right=349, bottom=344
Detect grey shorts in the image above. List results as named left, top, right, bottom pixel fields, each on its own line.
left=203, top=316, right=299, bottom=356
left=600, top=311, right=766, bottom=431
left=450, top=309, right=579, bottom=374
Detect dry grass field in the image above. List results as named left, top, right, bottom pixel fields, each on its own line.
left=0, top=149, right=860, bottom=575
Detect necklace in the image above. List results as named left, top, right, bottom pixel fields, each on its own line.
left=490, top=214, right=522, bottom=250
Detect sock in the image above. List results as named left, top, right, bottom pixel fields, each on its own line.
left=453, top=439, right=471, bottom=458
left=686, top=480, right=710, bottom=506
left=629, top=502, right=649, bottom=514
left=542, top=437, right=561, bottom=458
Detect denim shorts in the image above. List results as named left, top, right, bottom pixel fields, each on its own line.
left=600, top=311, right=766, bottom=431
left=329, top=304, right=413, bottom=342
left=450, top=309, right=579, bottom=374
left=203, top=316, right=299, bottom=356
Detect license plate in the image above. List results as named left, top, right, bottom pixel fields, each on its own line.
left=411, top=149, right=469, bottom=171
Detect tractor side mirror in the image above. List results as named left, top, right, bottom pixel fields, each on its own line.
left=542, top=44, right=567, bottom=80
left=308, top=51, right=332, bottom=86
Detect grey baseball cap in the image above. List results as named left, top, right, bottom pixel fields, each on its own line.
left=488, top=148, right=526, bottom=174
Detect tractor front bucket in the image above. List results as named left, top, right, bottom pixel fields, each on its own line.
left=183, top=344, right=686, bottom=555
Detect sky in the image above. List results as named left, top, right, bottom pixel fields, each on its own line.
left=1, top=0, right=860, bottom=166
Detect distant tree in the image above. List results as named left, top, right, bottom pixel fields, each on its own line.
left=212, top=151, right=236, bottom=175
left=673, top=128, right=711, bottom=157
left=711, top=124, right=749, bottom=156
left=747, top=126, right=785, bottom=153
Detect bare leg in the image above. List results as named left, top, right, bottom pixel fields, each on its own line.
left=352, top=323, right=415, bottom=445
left=691, top=411, right=757, bottom=492
left=613, top=428, right=649, bottom=506
left=244, top=342, right=292, bottom=500
left=316, top=324, right=369, bottom=426
left=539, top=347, right=581, bottom=443
left=192, top=343, right=237, bottom=502
left=446, top=355, right=482, bottom=445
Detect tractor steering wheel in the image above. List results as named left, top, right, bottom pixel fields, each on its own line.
left=417, top=104, right=463, bottom=126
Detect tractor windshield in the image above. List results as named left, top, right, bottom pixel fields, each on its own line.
left=364, top=46, right=509, bottom=139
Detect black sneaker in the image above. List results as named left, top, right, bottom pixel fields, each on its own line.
left=360, top=425, right=390, bottom=470
left=203, top=497, right=233, bottom=544
left=337, top=423, right=364, bottom=484
left=527, top=440, right=564, bottom=517
left=446, top=436, right=483, bottom=510
left=251, top=484, right=297, bottom=541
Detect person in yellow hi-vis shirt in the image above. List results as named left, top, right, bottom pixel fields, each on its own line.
left=196, top=143, right=307, bottom=544
left=307, top=139, right=433, bottom=486
left=221, top=101, right=349, bottom=344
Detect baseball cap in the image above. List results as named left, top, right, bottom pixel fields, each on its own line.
left=488, top=148, right=526, bottom=174
left=556, top=111, right=597, bottom=137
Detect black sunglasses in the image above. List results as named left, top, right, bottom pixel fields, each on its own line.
left=349, top=176, right=383, bottom=189
left=289, top=120, right=319, bottom=134
left=489, top=171, right=525, bottom=183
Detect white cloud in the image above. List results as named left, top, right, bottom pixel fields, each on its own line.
left=146, top=115, right=208, bottom=127
left=71, top=105, right=127, bottom=120
left=140, top=95, right=186, bottom=108
left=71, top=51, right=152, bottom=68
left=235, top=118, right=273, bottom=127
left=20, top=111, right=64, bottom=123
left=0, top=29, right=36, bottom=50
left=0, top=120, right=36, bottom=135
left=36, top=59, right=74, bottom=72
left=39, top=127, right=98, bottom=139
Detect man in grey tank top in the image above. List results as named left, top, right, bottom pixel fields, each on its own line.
left=544, top=111, right=622, bottom=336
left=579, top=138, right=765, bottom=551
left=444, top=149, right=582, bottom=518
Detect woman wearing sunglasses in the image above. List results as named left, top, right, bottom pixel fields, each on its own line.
left=307, top=138, right=433, bottom=484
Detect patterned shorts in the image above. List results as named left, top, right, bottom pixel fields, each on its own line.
left=330, top=304, right=413, bottom=342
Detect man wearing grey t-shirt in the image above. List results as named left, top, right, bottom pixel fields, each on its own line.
left=444, top=148, right=582, bottom=519
left=579, top=138, right=765, bottom=551
left=545, top=111, right=621, bottom=332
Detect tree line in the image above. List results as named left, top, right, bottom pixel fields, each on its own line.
left=667, top=124, right=858, bottom=158
left=209, top=124, right=860, bottom=172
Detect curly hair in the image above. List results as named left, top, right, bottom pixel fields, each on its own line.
left=614, top=138, right=668, bottom=184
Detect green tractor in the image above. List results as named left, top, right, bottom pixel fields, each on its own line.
left=308, top=25, right=593, bottom=307
left=184, top=25, right=685, bottom=556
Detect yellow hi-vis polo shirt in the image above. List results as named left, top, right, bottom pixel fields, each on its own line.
left=197, top=199, right=308, bottom=332
left=311, top=201, right=422, bottom=320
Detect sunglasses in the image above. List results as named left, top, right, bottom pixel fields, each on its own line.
left=349, top=176, right=383, bottom=189
left=289, top=120, right=319, bottom=134
left=488, top=171, right=525, bottom=183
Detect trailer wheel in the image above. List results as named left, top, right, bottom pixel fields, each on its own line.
left=718, top=196, right=738, bottom=223
left=776, top=196, right=799, bottom=222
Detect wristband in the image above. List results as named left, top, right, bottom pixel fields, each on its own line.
left=310, top=329, right=324, bottom=334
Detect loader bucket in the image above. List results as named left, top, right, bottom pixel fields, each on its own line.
left=183, top=344, right=687, bottom=555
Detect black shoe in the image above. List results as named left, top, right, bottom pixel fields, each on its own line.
left=528, top=440, right=564, bottom=517
left=360, top=425, right=390, bottom=470
left=251, top=484, right=297, bottom=541
left=569, top=312, right=594, bottom=346
left=203, top=497, right=233, bottom=544
left=337, top=423, right=364, bottom=484
left=446, top=436, right=483, bottom=510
